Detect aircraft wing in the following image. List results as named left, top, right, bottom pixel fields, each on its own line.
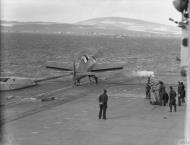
left=46, top=61, right=73, bottom=71
left=90, top=62, right=124, bottom=72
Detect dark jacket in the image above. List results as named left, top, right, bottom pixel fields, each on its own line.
left=178, top=83, right=182, bottom=94
left=163, top=92, right=169, bottom=102
left=146, top=84, right=151, bottom=92
left=169, top=89, right=176, bottom=102
left=181, top=89, right=186, bottom=98
left=99, top=93, right=108, bottom=104
left=159, top=84, right=166, bottom=97
left=181, top=83, right=185, bottom=90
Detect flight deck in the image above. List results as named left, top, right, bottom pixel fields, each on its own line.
left=1, top=78, right=186, bottom=145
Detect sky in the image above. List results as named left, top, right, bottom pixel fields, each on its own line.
left=1, top=0, right=181, bottom=25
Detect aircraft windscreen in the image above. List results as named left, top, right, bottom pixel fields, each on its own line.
left=81, top=55, right=88, bottom=63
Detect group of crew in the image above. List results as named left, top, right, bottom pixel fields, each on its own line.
left=145, top=77, right=186, bottom=112
left=97, top=77, right=186, bottom=120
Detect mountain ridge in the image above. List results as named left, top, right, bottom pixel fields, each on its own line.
left=76, top=17, right=170, bottom=26
left=1, top=17, right=180, bottom=37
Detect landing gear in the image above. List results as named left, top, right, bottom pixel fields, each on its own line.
left=74, top=79, right=81, bottom=86
left=74, top=75, right=98, bottom=86
left=88, top=75, right=98, bottom=84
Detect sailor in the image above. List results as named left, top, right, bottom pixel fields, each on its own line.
left=150, top=79, right=160, bottom=105
left=145, top=77, right=151, bottom=99
left=181, top=82, right=186, bottom=103
left=98, top=89, right=108, bottom=120
left=177, top=81, right=182, bottom=106
left=162, top=89, right=169, bottom=106
left=158, top=81, right=166, bottom=106
left=169, top=86, right=177, bottom=112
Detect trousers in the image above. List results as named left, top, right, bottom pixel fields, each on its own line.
left=99, top=103, right=107, bottom=119
left=169, top=100, right=177, bottom=112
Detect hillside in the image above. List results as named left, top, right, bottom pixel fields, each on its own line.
left=1, top=17, right=180, bottom=37
left=77, top=17, right=180, bottom=36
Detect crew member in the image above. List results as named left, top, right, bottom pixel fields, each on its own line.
left=163, top=91, right=169, bottom=106
left=169, top=86, right=177, bottom=112
left=177, top=81, right=182, bottom=106
left=98, top=89, right=108, bottom=120
left=159, top=81, right=166, bottom=106
left=150, top=80, right=160, bottom=105
left=145, top=77, right=151, bottom=99
left=181, top=82, right=186, bottom=103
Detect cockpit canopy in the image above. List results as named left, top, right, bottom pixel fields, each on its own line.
left=81, top=55, right=89, bottom=63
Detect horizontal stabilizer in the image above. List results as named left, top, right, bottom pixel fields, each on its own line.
left=91, top=62, right=124, bottom=72
left=91, top=67, right=123, bottom=72
left=46, top=66, right=72, bottom=71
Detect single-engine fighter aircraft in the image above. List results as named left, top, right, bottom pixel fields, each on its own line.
left=46, top=53, right=124, bottom=85
left=0, top=50, right=124, bottom=91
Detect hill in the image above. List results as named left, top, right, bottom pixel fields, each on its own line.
left=1, top=17, right=180, bottom=37
left=77, top=17, right=180, bottom=36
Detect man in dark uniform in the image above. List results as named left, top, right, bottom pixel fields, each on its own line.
left=146, top=77, right=151, bottom=99
left=181, top=82, right=186, bottom=103
left=98, top=89, right=108, bottom=120
left=177, top=81, right=182, bottom=106
left=163, top=91, right=169, bottom=106
left=159, top=81, right=166, bottom=106
left=169, top=86, right=177, bottom=112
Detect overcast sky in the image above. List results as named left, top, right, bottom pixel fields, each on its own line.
left=1, top=0, right=181, bottom=25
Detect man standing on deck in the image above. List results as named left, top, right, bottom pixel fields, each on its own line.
left=177, top=81, right=182, bottom=106
left=181, top=82, right=186, bottom=103
left=98, top=89, right=108, bottom=120
left=146, top=77, right=151, bottom=99
left=163, top=91, right=169, bottom=106
left=169, top=86, right=177, bottom=112
left=159, top=81, right=166, bottom=106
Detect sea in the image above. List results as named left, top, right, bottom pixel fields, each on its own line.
left=1, top=32, right=184, bottom=85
